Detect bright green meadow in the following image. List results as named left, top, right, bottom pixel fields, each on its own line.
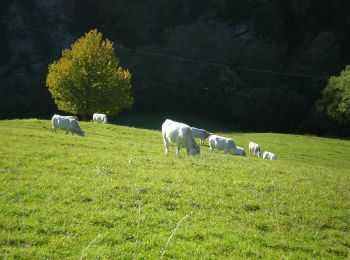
left=0, top=119, right=349, bottom=258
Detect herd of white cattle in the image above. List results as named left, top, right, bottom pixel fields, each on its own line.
left=162, top=119, right=277, bottom=160
left=51, top=115, right=276, bottom=160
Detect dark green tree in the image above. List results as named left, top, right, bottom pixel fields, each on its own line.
left=46, top=29, right=133, bottom=118
left=320, top=65, right=350, bottom=125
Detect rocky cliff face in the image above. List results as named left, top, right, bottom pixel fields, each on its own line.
left=0, top=0, right=78, bottom=118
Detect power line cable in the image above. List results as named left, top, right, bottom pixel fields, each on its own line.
left=115, top=46, right=318, bottom=79
left=1, top=18, right=324, bottom=80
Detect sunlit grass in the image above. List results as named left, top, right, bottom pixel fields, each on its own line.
left=0, top=119, right=349, bottom=258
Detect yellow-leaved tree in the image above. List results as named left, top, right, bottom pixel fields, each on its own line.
left=46, top=29, right=133, bottom=118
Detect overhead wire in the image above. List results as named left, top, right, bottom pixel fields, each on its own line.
left=115, top=46, right=316, bottom=79
left=1, top=18, right=322, bottom=80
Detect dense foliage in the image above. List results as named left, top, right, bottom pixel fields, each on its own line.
left=320, top=65, right=350, bottom=125
left=46, top=29, right=133, bottom=117
left=0, top=0, right=349, bottom=135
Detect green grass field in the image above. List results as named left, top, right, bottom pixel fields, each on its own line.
left=0, top=119, right=349, bottom=258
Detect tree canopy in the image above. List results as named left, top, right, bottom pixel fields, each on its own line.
left=46, top=29, right=133, bottom=116
left=321, top=65, right=350, bottom=125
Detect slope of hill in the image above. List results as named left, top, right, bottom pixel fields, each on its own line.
left=0, top=119, right=349, bottom=258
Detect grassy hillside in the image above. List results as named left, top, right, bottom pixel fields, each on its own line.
left=0, top=119, right=349, bottom=259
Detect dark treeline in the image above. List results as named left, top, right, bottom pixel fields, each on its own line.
left=0, top=0, right=349, bottom=136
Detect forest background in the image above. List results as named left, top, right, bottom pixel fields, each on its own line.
left=0, top=0, right=349, bottom=136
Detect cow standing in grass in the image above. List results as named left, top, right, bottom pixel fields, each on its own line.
left=208, top=134, right=238, bottom=155
left=263, top=151, right=276, bottom=160
left=248, top=142, right=261, bottom=157
left=92, top=113, right=108, bottom=124
left=51, top=114, right=85, bottom=137
left=162, top=119, right=200, bottom=156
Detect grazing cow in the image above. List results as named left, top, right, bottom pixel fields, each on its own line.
left=191, top=127, right=212, bottom=145
left=263, top=151, right=276, bottom=160
left=235, top=146, right=246, bottom=156
left=53, top=114, right=78, bottom=120
left=162, top=119, right=200, bottom=156
left=208, top=134, right=237, bottom=155
left=92, top=113, right=108, bottom=124
left=51, top=114, right=85, bottom=137
left=248, top=141, right=261, bottom=157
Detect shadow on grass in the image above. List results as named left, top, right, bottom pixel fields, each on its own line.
left=109, top=110, right=236, bottom=132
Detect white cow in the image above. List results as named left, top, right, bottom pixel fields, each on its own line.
left=162, top=119, right=200, bottom=156
left=191, top=127, right=212, bottom=145
left=208, top=134, right=237, bottom=155
left=235, top=146, right=246, bottom=156
left=263, top=151, right=276, bottom=160
left=92, top=113, right=108, bottom=124
left=51, top=114, right=85, bottom=137
left=248, top=142, right=261, bottom=157
left=52, top=115, right=78, bottom=120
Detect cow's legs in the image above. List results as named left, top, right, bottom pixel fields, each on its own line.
left=165, top=143, right=169, bottom=155
left=66, top=123, right=72, bottom=135
left=175, top=140, right=182, bottom=156
left=163, top=135, right=170, bottom=156
left=176, top=146, right=180, bottom=156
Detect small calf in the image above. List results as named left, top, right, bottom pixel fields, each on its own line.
left=263, top=151, right=276, bottom=160
left=248, top=141, right=261, bottom=157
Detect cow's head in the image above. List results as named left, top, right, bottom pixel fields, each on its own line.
left=189, top=143, right=200, bottom=155
left=77, top=130, right=85, bottom=137
left=204, top=131, right=212, bottom=139
left=230, top=147, right=238, bottom=155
